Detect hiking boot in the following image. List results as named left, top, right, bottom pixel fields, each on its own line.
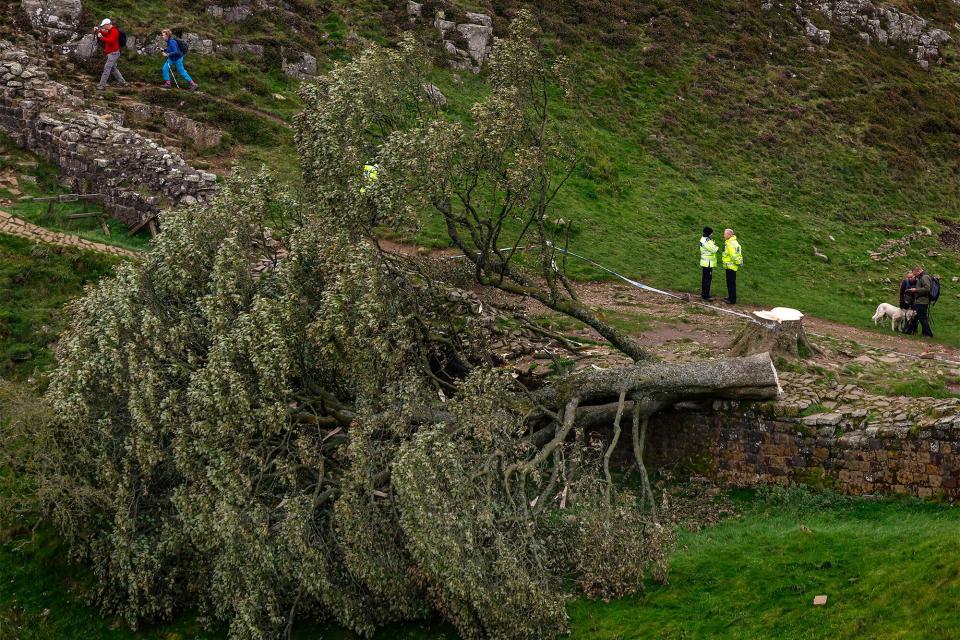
left=722, top=298, right=735, bottom=305
left=162, top=81, right=172, bottom=90
left=188, top=81, right=198, bottom=92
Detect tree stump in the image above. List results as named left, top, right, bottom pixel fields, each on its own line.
left=729, top=308, right=821, bottom=360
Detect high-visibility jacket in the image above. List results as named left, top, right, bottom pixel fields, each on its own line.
left=699, top=236, right=718, bottom=268
left=360, top=164, right=379, bottom=194
left=722, top=235, right=743, bottom=271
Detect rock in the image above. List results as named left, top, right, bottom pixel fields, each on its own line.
left=466, top=12, right=493, bottom=28
left=796, top=0, right=951, bottom=67
left=803, top=18, right=831, bottom=46
left=282, top=52, right=317, bottom=77
left=422, top=82, right=447, bottom=108
left=407, top=1, right=422, bottom=19
left=229, top=43, right=265, bottom=58
left=456, top=23, right=493, bottom=64
left=208, top=4, right=252, bottom=22
left=435, top=18, right=456, bottom=34
left=63, top=33, right=97, bottom=61
left=182, top=33, right=215, bottom=55
left=21, top=0, right=82, bottom=42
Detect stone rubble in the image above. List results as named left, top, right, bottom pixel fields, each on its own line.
left=868, top=226, right=933, bottom=261
left=0, top=41, right=217, bottom=226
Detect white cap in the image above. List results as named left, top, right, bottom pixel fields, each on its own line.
left=100, top=18, right=111, bottom=26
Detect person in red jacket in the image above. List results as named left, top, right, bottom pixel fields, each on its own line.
left=94, top=18, right=127, bottom=91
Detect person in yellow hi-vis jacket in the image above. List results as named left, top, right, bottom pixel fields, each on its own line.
left=360, top=163, right=379, bottom=194
left=699, top=227, right=719, bottom=301
left=721, top=228, right=743, bottom=304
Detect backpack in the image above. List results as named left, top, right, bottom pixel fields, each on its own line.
left=174, top=38, right=189, bottom=56
left=118, top=29, right=127, bottom=49
left=930, top=275, right=941, bottom=304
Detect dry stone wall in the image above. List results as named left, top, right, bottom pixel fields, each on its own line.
left=651, top=379, right=960, bottom=499
left=0, top=40, right=216, bottom=226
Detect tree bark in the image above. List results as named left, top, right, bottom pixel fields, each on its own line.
left=729, top=318, right=821, bottom=360
left=535, top=352, right=781, bottom=415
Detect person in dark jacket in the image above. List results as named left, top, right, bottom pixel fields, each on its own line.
left=898, top=269, right=916, bottom=311
left=161, top=29, right=198, bottom=91
left=897, top=269, right=916, bottom=333
left=95, top=18, right=127, bottom=91
left=906, top=265, right=934, bottom=338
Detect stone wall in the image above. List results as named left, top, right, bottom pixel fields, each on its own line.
left=0, top=41, right=216, bottom=226
left=649, top=401, right=960, bottom=499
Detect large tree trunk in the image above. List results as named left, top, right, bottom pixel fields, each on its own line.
left=729, top=313, right=820, bottom=360
left=536, top=352, right=781, bottom=416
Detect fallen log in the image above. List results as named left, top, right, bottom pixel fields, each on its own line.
left=536, top=352, right=781, bottom=415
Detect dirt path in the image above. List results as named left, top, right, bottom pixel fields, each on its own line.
left=117, top=83, right=292, bottom=128
left=384, top=239, right=958, bottom=361
left=548, top=280, right=960, bottom=361
left=0, top=210, right=140, bottom=258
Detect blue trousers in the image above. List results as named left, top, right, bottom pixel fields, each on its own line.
left=162, top=58, right=193, bottom=83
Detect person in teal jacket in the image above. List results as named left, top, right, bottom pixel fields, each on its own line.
left=161, top=29, right=198, bottom=91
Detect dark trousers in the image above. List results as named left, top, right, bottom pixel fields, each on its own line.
left=701, top=267, right=713, bottom=299
left=911, top=304, right=933, bottom=338
left=725, top=269, right=737, bottom=303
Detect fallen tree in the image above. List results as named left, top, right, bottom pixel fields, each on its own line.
left=6, top=12, right=781, bottom=640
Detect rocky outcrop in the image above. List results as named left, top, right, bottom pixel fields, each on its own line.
left=282, top=51, right=317, bottom=77
left=783, top=1, right=953, bottom=68
left=62, top=33, right=97, bottom=60
left=182, top=32, right=215, bottom=55
left=21, top=0, right=82, bottom=43
left=207, top=4, right=252, bottom=23
left=436, top=11, right=493, bottom=73
left=409, top=7, right=494, bottom=73
left=0, top=41, right=217, bottom=226
left=225, top=43, right=265, bottom=58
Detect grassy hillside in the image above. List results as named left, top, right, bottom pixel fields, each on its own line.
left=3, top=0, right=957, bottom=342
left=407, top=1, right=960, bottom=345
left=0, top=236, right=118, bottom=378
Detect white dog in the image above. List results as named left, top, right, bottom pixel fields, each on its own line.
left=872, top=303, right=915, bottom=332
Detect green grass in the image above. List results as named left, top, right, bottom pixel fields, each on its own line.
left=0, top=135, right=151, bottom=252
left=60, top=1, right=960, bottom=347
left=568, top=490, right=960, bottom=639
left=2, top=488, right=957, bottom=639
left=407, top=1, right=960, bottom=348
left=0, top=235, right=118, bottom=378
